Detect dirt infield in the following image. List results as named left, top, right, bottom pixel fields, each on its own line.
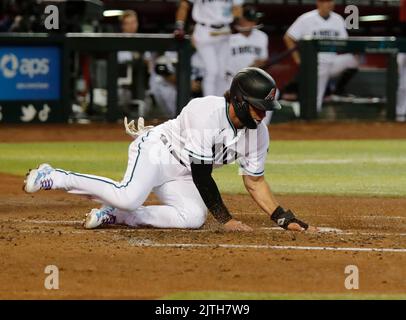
left=1, top=122, right=406, bottom=299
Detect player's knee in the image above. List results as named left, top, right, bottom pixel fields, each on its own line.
left=183, top=205, right=207, bottom=229
left=116, top=196, right=138, bottom=212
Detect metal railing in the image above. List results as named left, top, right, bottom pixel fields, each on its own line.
left=0, top=32, right=193, bottom=122
left=298, top=36, right=404, bottom=120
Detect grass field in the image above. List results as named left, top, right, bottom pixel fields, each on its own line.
left=1, top=139, right=406, bottom=197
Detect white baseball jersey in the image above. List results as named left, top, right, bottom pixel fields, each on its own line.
left=189, top=0, right=244, bottom=25
left=225, top=29, right=269, bottom=77
left=287, top=9, right=348, bottom=63
left=156, top=95, right=269, bottom=176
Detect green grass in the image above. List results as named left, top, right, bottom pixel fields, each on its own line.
left=1, top=140, right=406, bottom=196
left=161, top=291, right=406, bottom=300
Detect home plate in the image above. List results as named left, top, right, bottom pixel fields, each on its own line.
left=261, top=227, right=344, bottom=233
left=317, top=227, right=344, bottom=233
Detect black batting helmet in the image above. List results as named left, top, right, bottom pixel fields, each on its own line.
left=155, top=55, right=176, bottom=77
left=230, top=67, right=281, bottom=129
left=243, top=5, right=264, bottom=22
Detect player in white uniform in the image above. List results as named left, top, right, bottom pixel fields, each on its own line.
left=284, top=0, right=359, bottom=112
left=218, top=5, right=272, bottom=124
left=23, top=68, right=317, bottom=233
left=175, top=0, right=243, bottom=96
left=219, top=6, right=268, bottom=94
left=397, top=53, right=406, bottom=122
left=149, top=52, right=205, bottom=118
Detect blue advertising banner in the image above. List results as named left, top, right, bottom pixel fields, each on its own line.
left=0, top=46, right=60, bottom=101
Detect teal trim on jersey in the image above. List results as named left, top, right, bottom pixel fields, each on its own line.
left=55, top=131, right=151, bottom=188
left=184, top=147, right=215, bottom=161
left=225, top=100, right=237, bottom=137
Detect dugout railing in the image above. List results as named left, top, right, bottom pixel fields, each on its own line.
left=298, top=36, right=404, bottom=120
left=0, top=33, right=193, bottom=123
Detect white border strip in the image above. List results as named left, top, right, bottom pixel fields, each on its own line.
left=131, top=242, right=406, bottom=253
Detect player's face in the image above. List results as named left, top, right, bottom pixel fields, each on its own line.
left=249, top=105, right=266, bottom=124
left=121, top=16, right=139, bottom=34
left=317, top=0, right=334, bottom=15
left=238, top=18, right=257, bottom=33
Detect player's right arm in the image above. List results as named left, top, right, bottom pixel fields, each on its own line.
left=283, top=33, right=301, bottom=65
left=174, top=0, right=191, bottom=39
left=284, top=15, right=306, bottom=65
left=176, top=0, right=190, bottom=23
left=190, top=159, right=253, bottom=232
left=183, top=99, right=252, bottom=231
left=232, top=4, right=243, bottom=19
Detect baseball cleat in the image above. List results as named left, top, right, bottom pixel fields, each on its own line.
left=23, top=163, right=55, bottom=193
left=83, top=206, right=116, bottom=229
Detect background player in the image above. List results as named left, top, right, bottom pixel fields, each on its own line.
left=23, top=68, right=317, bottom=233
left=397, top=0, right=406, bottom=122
left=174, top=0, right=243, bottom=96
left=219, top=5, right=269, bottom=94
left=149, top=52, right=204, bottom=118
left=284, top=0, right=359, bottom=113
left=218, top=5, right=273, bottom=124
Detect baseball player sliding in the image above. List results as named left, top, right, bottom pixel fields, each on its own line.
left=24, top=67, right=317, bottom=233
left=175, top=0, right=243, bottom=96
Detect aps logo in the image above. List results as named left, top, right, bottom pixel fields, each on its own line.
left=0, top=53, right=50, bottom=79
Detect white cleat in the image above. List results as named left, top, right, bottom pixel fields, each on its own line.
left=23, top=163, right=55, bottom=193
left=83, top=207, right=116, bottom=229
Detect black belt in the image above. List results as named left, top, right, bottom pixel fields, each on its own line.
left=198, top=22, right=227, bottom=29
left=160, top=134, right=186, bottom=167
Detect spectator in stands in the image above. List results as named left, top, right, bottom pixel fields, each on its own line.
left=7, top=0, right=41, bottom=32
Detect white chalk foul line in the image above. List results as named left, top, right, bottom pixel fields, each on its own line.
left=7, top=219, right=406, bottom=237
left=130, top=241, right=406, bottom=253
left=260, top=227, right=406, bottom=237
left=26, top=219, right=82, bottom=225
left=241, top=213, right=406, bottom=219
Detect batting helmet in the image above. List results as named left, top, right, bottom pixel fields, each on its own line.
left=230, top=67, right=281, bottom=129
left=243, top=5, right=264, bottom=22
left=155, top=55, right=176, bottom=77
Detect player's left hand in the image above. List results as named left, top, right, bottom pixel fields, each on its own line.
left=124, top=117, right=154, bottom=139
left=223, top=219, right=253, bottom=232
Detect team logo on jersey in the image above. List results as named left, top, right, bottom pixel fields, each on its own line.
left=265, top=88, right=276, bottom=101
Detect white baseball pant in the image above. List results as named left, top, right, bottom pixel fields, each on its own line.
left=317, top=53, right=359, bottom=112
left=49, top=130, right=207, bottom=228
left=193, top=23, right=230, bottom=96
left=397, top=53, right=406, bottom=121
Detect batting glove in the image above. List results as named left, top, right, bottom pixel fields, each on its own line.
left=124, top=117, right=154, bottom=139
